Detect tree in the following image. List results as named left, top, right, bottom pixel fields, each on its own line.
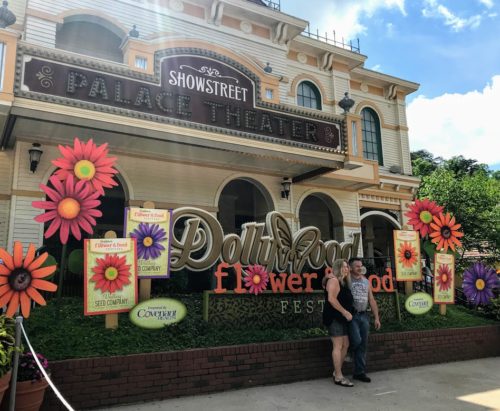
left=418, top=167, right=500, bottom=260
left=443, top=155, right=489, bottom=178
left=410, top=150, right=442, bottom=177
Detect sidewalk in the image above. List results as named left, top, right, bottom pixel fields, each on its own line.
left=95, top=357, right=500, bottom=411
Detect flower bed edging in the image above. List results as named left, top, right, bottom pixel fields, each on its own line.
left=41, top=325, right=500, bottom=410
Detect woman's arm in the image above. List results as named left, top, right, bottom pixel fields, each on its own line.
left=327, top=278, right=353, bottom=321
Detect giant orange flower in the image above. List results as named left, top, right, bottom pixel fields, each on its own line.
left=397, top=241, right=418, bottom=268
left=404, top=199, right=443, bottom=238
left=0, top=242, right=57, bottom=318
left=429, top=212, right=463, bottom=252
left=52, top=138, right=118, bottom=195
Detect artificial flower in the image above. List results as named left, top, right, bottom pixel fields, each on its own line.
left=462, top=262, right=498, bottom=305
left=0, top=242, right=57, bottom=318
left=404, top=199, right=443, bottom=237
left=397, top=241, right=418, bottom=268
left=90, top=254, right=132, bottom=294
left=429, top=212, right=463, bottom=252
left=52, top=138, right=118, bottom=195
left=436, top=264, right=453, bottom=292
left=129, top=223, right=167, bottom=260
left=32, top=174, right=102, bottom=244
left=243, top=265, right=269, bottom=295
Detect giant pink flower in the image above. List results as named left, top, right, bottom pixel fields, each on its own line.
left=404, top=199, right=443, bottom=238
left=243, top=265, right=269, bottom=295
left=52, top=138, right=118, bottom=195
left=32, top=175, right=102, bottom=244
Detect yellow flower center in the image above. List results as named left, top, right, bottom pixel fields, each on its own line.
left=104, top=267, right=119, bottom=281
left=475, top=279, right=485, bottom=291
left=143, top=237, right=153, bottom=247
left=252, top=275, right=261, bottom=285
left=57, top=198, right=80, bottom=220
left=419, top=210, right=433, bottom=224
left=74, top=160, right=96, bottom=181
left=441, top=274, right=448, bottom=283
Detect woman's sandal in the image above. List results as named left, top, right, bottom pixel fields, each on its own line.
left=334, top=377, right=354, bottom=387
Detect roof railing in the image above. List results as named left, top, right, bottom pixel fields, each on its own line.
left=302, top=25, right=361, bottom=53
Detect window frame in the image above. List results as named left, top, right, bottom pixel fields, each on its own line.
left=361, top=107, right=383, bottom=165
left=297, top=81, right=322, bottom=110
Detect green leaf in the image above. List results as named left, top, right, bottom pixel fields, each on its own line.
left=68, top=249, right=84, bottom=275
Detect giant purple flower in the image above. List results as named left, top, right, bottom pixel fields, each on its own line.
left=129, top=222, right=167, bottom=260
left=462, top=263, right=499, bottom=305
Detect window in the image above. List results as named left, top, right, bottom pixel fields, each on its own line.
left=361, top=108, right=383, bottom=165
left=0, top=42, right=5, bottom=90
left=135, top=56, right=148, bottom=70
left=297, top=81, right=321, bottom=110
left=56, top=18, right=124, bottom=63
left=265, top=88, right=273, bottom=99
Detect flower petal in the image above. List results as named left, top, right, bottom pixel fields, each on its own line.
left=26, top=287, right=47, bottom=306
left=20, top=291, right=32, bottom=318
left=26, top=252, right=48, bottom=272
left=5, top=292, right=20, bottom=317
left=23, top=244, right=37, bottom=269
left=31, top=279, right=58, bottom=292
left=32, top=265, right=57, bottom=279
left=0, top=248, right=14, bottom=271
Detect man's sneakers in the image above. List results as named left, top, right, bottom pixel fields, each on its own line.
left=353, top=373, right=371, bottom=383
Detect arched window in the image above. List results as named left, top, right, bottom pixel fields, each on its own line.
left=297, top=81, right=322, bottom=110
left=56, top=16, right=124, bottom=63
left=218, top=179, right=272, bottom=235
left=299, top=193, right=343, bottom=242
left=361, top=108, right=383, bottom=165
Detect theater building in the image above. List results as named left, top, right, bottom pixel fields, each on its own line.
left=0, top=0, right=420, bottom=275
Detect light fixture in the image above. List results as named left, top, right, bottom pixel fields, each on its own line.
left=281, top=177, right=291, bottom=199
left=28, top=143, right=43, bottom=173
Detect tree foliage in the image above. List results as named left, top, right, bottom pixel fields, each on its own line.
left=411, top=152, right=500, bottom=261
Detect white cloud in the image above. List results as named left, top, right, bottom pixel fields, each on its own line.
left=407, top=76, right=500, bottom=166
left=316, top=0, right=407, bottom=40
left=371, top=64, right=382, bottom=71
left=422, top=0, right=482, bottom=31
left=478, top=0, right=494, bottom=8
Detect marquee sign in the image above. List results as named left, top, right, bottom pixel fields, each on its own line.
left=20, top=52, right=343, bottom=150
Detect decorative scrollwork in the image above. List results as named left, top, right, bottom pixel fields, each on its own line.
left=36, top=66, right=54, bottom=88
left=179, top=65, right=239, bottom=83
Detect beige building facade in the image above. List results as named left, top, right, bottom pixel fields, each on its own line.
left=0, top=0, right=420, bottom=274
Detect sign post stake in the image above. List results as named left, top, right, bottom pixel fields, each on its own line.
left=405, top=282, right=413, bottom=296
left=139, top=201, right=155, bottom=302
left=104, top=230, right=119, bottom=330
left=439, top=304, right=446, bottom=316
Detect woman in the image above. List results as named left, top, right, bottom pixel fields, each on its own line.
left=322, top=258, right=355, bottom=387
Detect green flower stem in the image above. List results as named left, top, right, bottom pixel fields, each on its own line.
left=57, top=243, right=68, bottom=299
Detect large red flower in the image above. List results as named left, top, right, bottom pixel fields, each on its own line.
left=52, top=138, right=118, bottom=195
left=0, top=242, right=57, bottom=318
left=436, top=264, right=453, bottom=292
left=429, top=212, right=463, bottom=252
left=397, top=241, right=418, bottom=268
left=90, top=254, right=132, bottom=294
left=32, top=174, right=102, bottom=244
left=404, top=199, right=443, bottom=237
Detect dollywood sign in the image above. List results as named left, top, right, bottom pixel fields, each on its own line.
left=169, top=207, right=360, bottom=273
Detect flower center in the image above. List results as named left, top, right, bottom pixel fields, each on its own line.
left=441, top=274, right=448, bottom=283
left=441, top=226, right=451, bottom=239
left=252, top=275, right=261, bottom=285
left=104, top=267, right=119, bottom=281
left=419, top=210, right=433, bottom=224
left=475, top=279, right=485, bottom=291
left=57, top=197, right=80, bottom=220
left=404, top=251, right=412, bottom=260
left=8, top=268, right=32, bottom=291
left=143, top=237, right=153, bottom=247
left=74, top=160, right=96, bottom=181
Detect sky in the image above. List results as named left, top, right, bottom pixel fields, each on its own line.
left=282, top=0, right=500, bottom=170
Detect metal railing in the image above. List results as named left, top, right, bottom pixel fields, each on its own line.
left=302, top=26, right=361, bottom=53
left=253, top=0, right=281, bottom=11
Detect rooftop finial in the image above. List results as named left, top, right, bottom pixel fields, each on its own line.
left=338, top=92, right=355, bottom=114
left=0, top=1, right=16, bottom=29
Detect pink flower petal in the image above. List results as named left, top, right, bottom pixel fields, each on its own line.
left=74, top=138, right=84, bottom=160
left=60, top=220, right=70, bottom=244
left=58, top=144, right=78, bottom=163
left=45, top=217, right=62, bottom=238
left=89, top=143, right=108, bottom=162
left=39, top=184, right=62, bottom=202
left=70, top=220, right=82, bottom=240
left=32, top=201, right=57, bottom=210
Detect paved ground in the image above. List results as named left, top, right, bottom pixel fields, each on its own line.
left=95, top=357, right=500, bottom=411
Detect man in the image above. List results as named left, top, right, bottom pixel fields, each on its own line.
left=348, top=257, right=381, bottom=383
